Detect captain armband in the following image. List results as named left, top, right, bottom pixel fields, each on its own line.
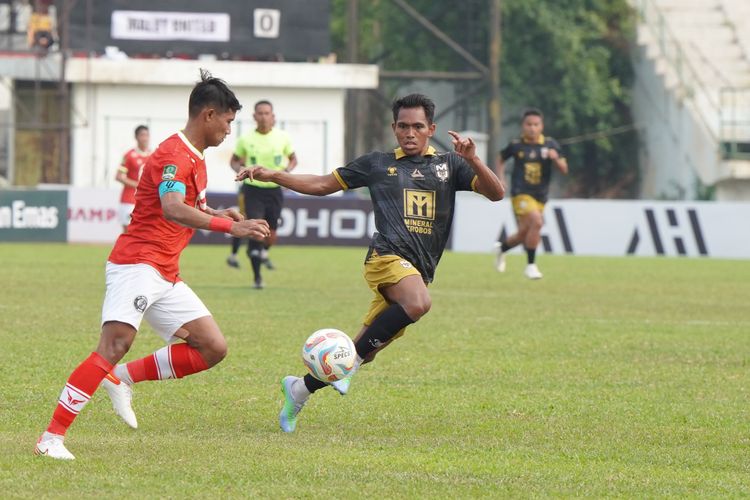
left=158, top=180, right=186, bottom=197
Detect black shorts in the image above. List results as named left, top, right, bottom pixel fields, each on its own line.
left=239, top=184, right=283, bottom=230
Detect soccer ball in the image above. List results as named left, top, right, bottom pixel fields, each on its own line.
left=301, top=328, right=356, bottom=382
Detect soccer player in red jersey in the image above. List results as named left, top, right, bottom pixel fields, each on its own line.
left=35, top=70, right=270, bottom=460
left=116, top=125, right=151, bottom=233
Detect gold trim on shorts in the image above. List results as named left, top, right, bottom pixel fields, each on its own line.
left=361, top=251, right=421, bottom=339
left=511, top=194, right=545, bottom=217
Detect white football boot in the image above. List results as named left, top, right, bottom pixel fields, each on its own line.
left=494, top=242, right=507, bottom=273
left=330, top=376, right=352, bottom=396
left=524, top=263, right=543, bottom=280
left=35, top=432, right=75, bottom=460
left=101, top=375, right=138, bottom=429
left=330, top=355, right=362, bottom=396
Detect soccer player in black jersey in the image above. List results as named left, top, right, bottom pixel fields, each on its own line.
left=495, top=109, right=568, bottom=279
left=237, top=94, right=505, bottom=432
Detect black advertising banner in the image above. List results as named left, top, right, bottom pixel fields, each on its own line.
left=192, top=193, right=375, bottom=247
left=66, top=0, right=330, bottom=60
left=0, top=190, right=68, bottom=242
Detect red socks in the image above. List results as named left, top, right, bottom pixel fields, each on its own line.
left=47, top=352, right=112, bottom=436
left=123, top=343, right=208, bottom=382
left=45, top=345, right=209, bottom=437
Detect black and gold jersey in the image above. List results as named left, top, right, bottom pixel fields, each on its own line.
left=500, top=134, right=563, bottom=203
left=333, top=146, right=477, bottom=282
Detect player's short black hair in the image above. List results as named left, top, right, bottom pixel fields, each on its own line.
left=188, top=69, right=242, bottom=117
left=522, top=108, right=544, bottom=121
left=392, top=94, right=435, bottom=124
left=254, top=100, right=273, bottom=111
left=134, top=125, right=148, bottom=137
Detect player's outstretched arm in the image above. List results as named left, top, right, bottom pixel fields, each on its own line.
left=448, top=130, right=505, bottom=201
left=160, top=191, right=269, bottom=239
left=115, top=170, right=138, bottom=188
left=235, top=167, right=342, bottom=196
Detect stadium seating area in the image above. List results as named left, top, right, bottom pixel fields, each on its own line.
left=634, top=0, right=750, bottom=198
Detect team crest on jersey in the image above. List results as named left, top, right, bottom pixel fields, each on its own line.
left=133, top=295, right=148, bottom=313
left=518, top=151, right=525, bottom=159
left=541, top=147, right=549, bottom=159
left=387, top=166, right=398, bottom=176
left=162, top=164, right=177, bottom=181
left=434, top=163, right=449, bottom=182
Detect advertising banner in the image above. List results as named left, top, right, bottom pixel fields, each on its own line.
left=67, top=187, right=122, bottom=244
left=0, top=190, right=68, bottom=242
left=452, top=193, right=749, bottom=259
left=191, top=192, right=374, bottom=247
left=66, top=0, right=330, bottom=60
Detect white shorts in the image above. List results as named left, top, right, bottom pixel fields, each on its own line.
left=118, top=203, right=135, bottom=226
left=101, top=262, right=211, bottom=343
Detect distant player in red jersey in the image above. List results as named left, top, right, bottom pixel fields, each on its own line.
left=116, top=125, right=151, bottom=233
left=35, top=70, right=270, bottom=460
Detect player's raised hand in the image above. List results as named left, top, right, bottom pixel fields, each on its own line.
left=230, top=218, right=270, bottom=240
left=448, top=130, right=476, bottom=160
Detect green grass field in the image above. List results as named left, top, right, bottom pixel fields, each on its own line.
left=1, top=243, right=748, bottom=497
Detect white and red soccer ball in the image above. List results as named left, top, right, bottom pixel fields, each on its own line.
left=301, top=328, right=356, bottom=382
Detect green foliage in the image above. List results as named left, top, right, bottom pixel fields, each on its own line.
left=2, top=243, right=749, bottom=496
left=330, top=0, right=638, bottom=197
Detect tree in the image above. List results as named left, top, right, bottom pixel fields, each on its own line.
left=331, top=0, right=638, bottom=197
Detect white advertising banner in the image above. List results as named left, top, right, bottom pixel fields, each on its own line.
left=111, top=11, right=231, bottom=42
left=452, top=193, right=748, bottom=258
left=67, top=187, right=122, bottom=244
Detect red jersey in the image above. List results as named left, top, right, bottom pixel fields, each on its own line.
left=118, top=148, right=150, bottom=203
left=109, top=132, right=208, bottom=282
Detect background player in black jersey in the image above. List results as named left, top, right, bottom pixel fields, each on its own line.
left=495, top=108, right=568, bottom=279
left=236, top=94, right=505, bottom=433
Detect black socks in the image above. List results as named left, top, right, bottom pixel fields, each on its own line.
left=354, top=303, right=414, bottom=359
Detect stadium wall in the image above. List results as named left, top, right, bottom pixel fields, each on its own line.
left=65, top=58, right=378, bottom=193
left=3, top=187, right=748, bottom=259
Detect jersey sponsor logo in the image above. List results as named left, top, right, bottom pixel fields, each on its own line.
left=404, top=189, right=435, bottom=220
left=162, top=164, right=177, bottom=181
left=387, top=166, right=398, bottom=176
left=434, top=163, right=449, bottom=182
left=133, top=295, right=148, bottom=312
left=404, top=189, right=435, bottom=235
left=411, top=168, right=424, bottom=179
left=524, top=162, right=542, bottom=185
